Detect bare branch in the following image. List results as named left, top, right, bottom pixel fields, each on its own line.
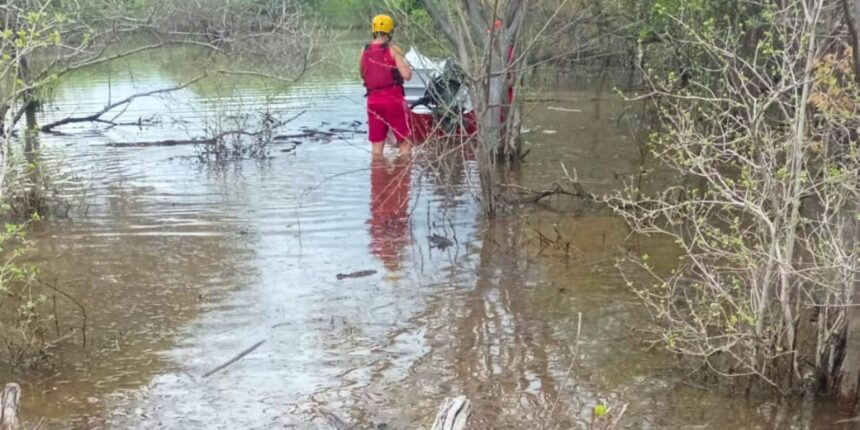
left=40, top=72, right=210, bottom=132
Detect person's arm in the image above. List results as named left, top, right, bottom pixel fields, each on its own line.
left=390, top=45, right=412, bottom=81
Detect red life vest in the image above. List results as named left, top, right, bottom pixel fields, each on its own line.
left=360, top=42, right=404, bottom=96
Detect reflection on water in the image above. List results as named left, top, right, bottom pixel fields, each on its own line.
left=368, top=154, right=412, bottom=272
left=2, top=56, right=849, bottom=429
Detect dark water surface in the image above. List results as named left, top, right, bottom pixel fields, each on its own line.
left=0, top=60, right=846, bottom=429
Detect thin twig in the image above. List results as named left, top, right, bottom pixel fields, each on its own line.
left=36, top=278, right=87, bottom=350
left=547, top=312, right=582, bottom=419
left=202, top=340, right=265, bottom=378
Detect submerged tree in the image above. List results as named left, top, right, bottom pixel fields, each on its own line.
left=416, top=0, right=528, bottom=216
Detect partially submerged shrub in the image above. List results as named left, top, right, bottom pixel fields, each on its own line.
left=195, top=107, right=286, bottom=162
left=0, top=217, right=52, bottom=368
left=608, top=4, right=860, bottom=394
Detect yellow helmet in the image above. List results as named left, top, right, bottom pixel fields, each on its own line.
left=372, top=14, right=395, bottom=34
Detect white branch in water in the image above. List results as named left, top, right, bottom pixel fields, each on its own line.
left=431, top=396, right=471, bottom=430
left=0, top=383, right=20, bottom=430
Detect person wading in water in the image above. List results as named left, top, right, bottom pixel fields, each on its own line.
left=360, top=14, right=413, bottom=156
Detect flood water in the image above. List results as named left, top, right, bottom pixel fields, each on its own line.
left=1, top=50, right=850, bottom=429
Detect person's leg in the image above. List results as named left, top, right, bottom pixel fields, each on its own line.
left=367, top=101, right=389, bottom=155
left=397, top=138, right=412, bottom=156
left=390, top=100, right=413, bottom=157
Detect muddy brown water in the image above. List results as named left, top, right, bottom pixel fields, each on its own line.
left=0, top=63, right=850, bottom=429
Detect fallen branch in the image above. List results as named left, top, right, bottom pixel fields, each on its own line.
left=273, top=133, right=315, bottom=140
left=107, top=138, right=303, bottom=149
left=328, top=128, right=366, bottom=134
left=499, top=182, right=578, bottom=203
left=99, top=116, right=161, bottom=130
left=202, top=340, right=265, bottom=378
left=37, top=107, right=159, bottom=135
left=336, top=270, right=377, bottom=280
left=498, top=163, right=600, bottom=207
left=560, top=162, right=600, bottom=201
left=108, top=111, right=307, bottom=148
left=106, top=138, right=213, bottom=148
left=0, top=383, right=20, bottom=430
left=431, top=396, right=471, bottom=430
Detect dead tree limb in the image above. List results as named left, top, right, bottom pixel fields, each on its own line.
left=106, top=139, right=215, bottom=148
left=108, top=133, right=304, bottom=149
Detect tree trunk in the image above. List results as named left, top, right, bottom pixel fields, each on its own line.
left=473, top=47, right=508, bottom=216
left=18, top=55, right=38, bottom=133
left=24, top=103, right=37, bottom=134
left=838, top=0, right=860, bottom=403
left=839, top=206, right=860, bottom=403
left=477, top=142, right=497, bottom=216
left=420, top=0, right=529, bottom=217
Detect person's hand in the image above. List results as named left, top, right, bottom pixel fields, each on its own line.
left=390, top=45, right=413, bottom=81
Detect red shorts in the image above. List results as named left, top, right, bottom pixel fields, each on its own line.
left=367, top=97, right=412, bottom=143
